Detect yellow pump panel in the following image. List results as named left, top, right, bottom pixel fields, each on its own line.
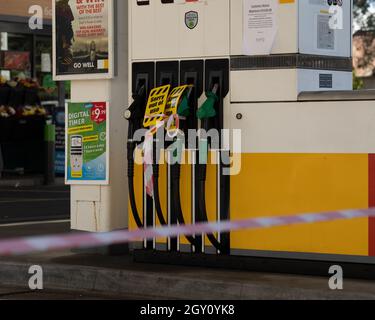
left=230, top=154, right=369, bottom=256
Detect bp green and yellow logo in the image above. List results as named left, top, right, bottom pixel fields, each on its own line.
left=185, top=11, right=198, bottom=30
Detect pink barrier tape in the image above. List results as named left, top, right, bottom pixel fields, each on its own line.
left=1, top=208, right=375, bottom=256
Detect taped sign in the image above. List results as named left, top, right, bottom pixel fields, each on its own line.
left=164, top=85, right=191, bottom=131
left=143, top=85, right=171, bottom=128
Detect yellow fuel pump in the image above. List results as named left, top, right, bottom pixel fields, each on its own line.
left=128, top=1, right=375, bottom=267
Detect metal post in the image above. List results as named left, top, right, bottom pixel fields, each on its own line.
left=0, top=144, right=3, bottom=179
left=58, top=81, right=66, bottom=107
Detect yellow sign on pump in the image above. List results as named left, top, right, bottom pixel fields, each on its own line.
left=143, top=85, right=171, bottom=128
left=164, top=85, right=191, bottom=131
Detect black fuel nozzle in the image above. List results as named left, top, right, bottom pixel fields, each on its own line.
left=175, top=85, right=194, bottom=121
left=124, top=84, right=146, bottom=133
left=196, top=83, right=220, bottom=182
left=125, top=85, right=147, bottom=178
left=197, top=83, right=219, bottom=135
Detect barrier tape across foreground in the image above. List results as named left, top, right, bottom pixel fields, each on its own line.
left=1, top=208, right=375, bottom=256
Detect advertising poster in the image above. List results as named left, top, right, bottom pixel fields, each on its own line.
left=54, top=106, right=66, bottom=176
left=53, top=0, right=114, bottom=80
left=66, top=101, right=109, bottom=185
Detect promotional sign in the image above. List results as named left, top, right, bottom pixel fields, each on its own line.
left=66, top=102, right=109, bottom=185
left=243, top=0, right=278, bottom=55
left=53, top=0, right=114, bottom=80
left=54, top=106, right=65, bottom=176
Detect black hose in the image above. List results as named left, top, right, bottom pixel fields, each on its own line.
left=126, top=88, right=146, bottom=229
left=198, top=175, right=223, bottom=250
left=197, top=120, right=226, bottom=252
left=171, top=163, right=200, bottom=247
left=153, top=140, right=168, bottom=226
left=128, top=138, right=143, bottom=228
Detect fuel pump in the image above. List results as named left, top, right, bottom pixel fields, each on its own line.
left=143, top=83, right=171, bottom=250
left=125, top=63, right=154, bottom=250
left=149, top=62, right=179, bottom=252
left=167, top=85, right=200, bottom=252
left=125, top=79, right=148, bottom=228
left=180, top=61, right=204, bottom=253
left=196, top=60, right=230, bottom=255
left=142, top=63, right=200, bottom=251
left=128, top=0, right=375, bottom=268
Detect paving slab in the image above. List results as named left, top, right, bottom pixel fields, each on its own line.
left=0, top=250, right=375, bottom=300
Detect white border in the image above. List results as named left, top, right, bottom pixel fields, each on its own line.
left=52, top=0, right=115, bottom=81
left=65, top=101, right=110, bottom=186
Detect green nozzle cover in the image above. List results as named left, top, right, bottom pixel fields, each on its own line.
left=177, top=95, right=190, bottom=117
left=197, top=91, right=218, bottom=120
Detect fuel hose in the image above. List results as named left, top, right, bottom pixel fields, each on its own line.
left=125, top=86, right=146, bottom=228
left=196, top=85, right=226, bottom=252
left=153, top=91, right=199, bottom=246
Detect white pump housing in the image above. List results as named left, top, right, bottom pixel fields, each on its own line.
left=130, top=0, right=352, bottom=61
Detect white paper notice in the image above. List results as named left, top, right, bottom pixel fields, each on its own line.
left=41, top=53, right=52, bottom=73
left=0, top=32, right=8, bottom=51
left=243, top=0, right=278, bottom=56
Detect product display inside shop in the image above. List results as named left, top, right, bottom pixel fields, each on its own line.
left=0, top=31, right=65, bottom=177
left=0, top=76, right=51, bottom=176
left=0, top=77, right=47, bottom=118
